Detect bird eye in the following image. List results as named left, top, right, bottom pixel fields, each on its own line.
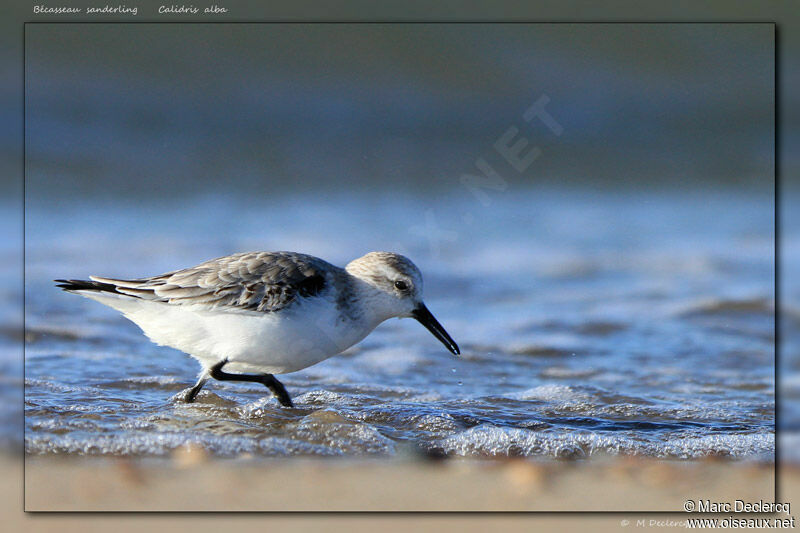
left=394, top=280, right=409, bottom=292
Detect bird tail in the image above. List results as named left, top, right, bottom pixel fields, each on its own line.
left=55, top=279, right=121, bottom=294
left=55, top=277, right=155, bottom=317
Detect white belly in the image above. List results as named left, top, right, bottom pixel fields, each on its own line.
left=85, top=292, right=374, bottom=374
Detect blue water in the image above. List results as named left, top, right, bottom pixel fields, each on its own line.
left=20, top=188, right=776, bottom=459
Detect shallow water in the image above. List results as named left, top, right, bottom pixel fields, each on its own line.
left=21, top=189, right=776, bottom=460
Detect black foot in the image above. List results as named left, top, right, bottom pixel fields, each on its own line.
left=183, top=373, right=210, bottom=403
left=260, top=374, right=294, bottom=408
left=183, top=384, right=202, bottom=403
left=209, top=360, right=294, bottom=407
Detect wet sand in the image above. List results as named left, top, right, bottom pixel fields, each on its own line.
left=2, top=454, right=797, bottom=532
left=24, top=454, right=777, bottom=512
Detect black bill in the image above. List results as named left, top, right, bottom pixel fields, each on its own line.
left=412, top=303, right=460, bottom=356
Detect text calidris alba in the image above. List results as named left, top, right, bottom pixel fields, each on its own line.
left=56, top=251, right=459, bottom=407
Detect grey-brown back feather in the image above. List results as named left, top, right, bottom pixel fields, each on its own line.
left=90, top=252, right=340, bottom=313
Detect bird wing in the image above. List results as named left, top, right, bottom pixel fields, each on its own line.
left=86, top=251, right=333, bottom=313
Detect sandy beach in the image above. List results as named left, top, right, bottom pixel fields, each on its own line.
left=3, top=454, right=794, bottom=532
left=20, top=454, right=787, bottom=511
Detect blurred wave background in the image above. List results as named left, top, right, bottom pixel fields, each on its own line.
left=23, top=23, right=773, bottom=198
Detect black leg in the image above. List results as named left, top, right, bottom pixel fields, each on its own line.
left=260, top=374, right=294, bottom=408
left=208, top=360, right=294, bottom=407
left=184, top=371, right=209, bottom=403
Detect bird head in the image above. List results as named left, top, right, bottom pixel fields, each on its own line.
left=346, top=251, right=460, bottom=356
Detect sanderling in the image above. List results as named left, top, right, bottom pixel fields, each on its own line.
left=56, top=251, right=459, bottom=407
